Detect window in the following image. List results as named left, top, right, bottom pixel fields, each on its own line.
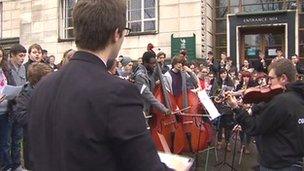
left=0, top=3, right=2, bottom=38
left=127, top=0, right=157, bottom=34
left=60, top=0, right=76, bottom=40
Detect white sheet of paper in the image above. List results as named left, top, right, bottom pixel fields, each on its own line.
left=197, top=90, right=221, bottom=120
left=158, top=152, right=194, bottom=171
left=1, top=85, right=23, bottom=100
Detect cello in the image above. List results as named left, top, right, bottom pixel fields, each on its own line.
left=175, top=71, right=209, bottom=153
left=150, top=63, right=185, bottom=154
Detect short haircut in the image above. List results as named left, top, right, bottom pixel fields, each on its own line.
left=156, top=52, right=166, bottom=58
left=73, top=0, right=126, bottom=51
left=28, top=43, right=42, bottom=54
left=27, top=62, right=52, bottom=86
left=10, top=44, right=26, bottom=56
left=171, top=55, right=185, bottom=66
left=142, top=51, right=156, bottom=64
left=268, top=58, right=297, bottom=82
left=219, top=68, right=227, bottom=74
left=207, top=51, right=213, bottom=55
left=42, top=49, right=48, bottom=54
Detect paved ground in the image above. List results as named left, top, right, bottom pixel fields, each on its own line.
left=182, top=135, right=259, bottom=171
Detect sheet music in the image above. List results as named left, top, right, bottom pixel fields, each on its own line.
left=1, top=85, right=23, bottom=100
left=158, top=152, right=194, bottom=171
left=197, top=90, right=221, bottom=120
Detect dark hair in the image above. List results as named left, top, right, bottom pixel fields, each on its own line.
left=10, top=44, right=26, bottom=56
left=207, top=51, right=213, bottom=55
left=27, top=62, right=52, bottom=86
left=156, top=52, right=166, bottom=58
left=219, top=68, right=227, bottom=75
left=0, top=46, right=9, bottom=70
left=171, top=55, right=185, bottom=66
left=73, top=0, right=126, bottom=51
left=268, top=58, right=297, bottom=82
left=28, top=43, right=42, bottom=54
left=42, top=49, right=48, bottom=54
left=142, top=51, right=156, bottom=64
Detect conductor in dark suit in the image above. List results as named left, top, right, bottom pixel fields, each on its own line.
left=28, top=0, right=171, bottom=170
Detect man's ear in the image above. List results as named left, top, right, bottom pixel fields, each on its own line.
left=281, top=74, right=289, bottom=83
left=112, top=28, right=121, bottom=43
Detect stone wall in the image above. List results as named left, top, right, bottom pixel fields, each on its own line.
left=1, top=0, right=210, bottom=62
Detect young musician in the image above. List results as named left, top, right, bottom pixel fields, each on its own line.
left=227, top=59, right=304, bottom=170
left=162, top=55, right=198, bottom=98
left=133, top=51, right=170, bottom=116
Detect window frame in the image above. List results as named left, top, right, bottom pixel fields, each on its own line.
left=58, top=0, right=76, bottom=42
left=0, top=2, right=2, bottom=39
left=126, top=0, right=159, bottom=36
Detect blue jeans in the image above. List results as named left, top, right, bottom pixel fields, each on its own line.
left=0, top=114, right=12, bottom=170
left=10, top=122, right=23, bottom=170
left=260, top=164, right=303, bottom=171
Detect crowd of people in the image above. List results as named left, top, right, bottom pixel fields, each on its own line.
left=0, top=0, right=303, bottom=171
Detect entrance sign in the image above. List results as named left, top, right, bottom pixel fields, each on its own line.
left=228, top=11, right=296, bottom=69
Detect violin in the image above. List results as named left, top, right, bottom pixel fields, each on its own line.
left=242, top=84, right=285, bottom=104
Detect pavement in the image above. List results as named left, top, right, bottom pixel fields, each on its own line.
left=183, top=134, right=259, bottom=171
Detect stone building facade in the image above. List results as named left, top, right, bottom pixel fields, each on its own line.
left=0, top=0, right=213, bottom=63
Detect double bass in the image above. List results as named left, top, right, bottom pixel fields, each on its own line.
left=175, top=71, right=211, bottom=153
left=150, top=63, right=185, bottom=153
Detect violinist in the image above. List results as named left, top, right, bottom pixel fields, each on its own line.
left=133, top=51, right=170, bottom=117
left=211, top=68, right=235, bottom=151
left=227, top=59, right=304, bottom=170
left=233, top=71, right=256, bottom=154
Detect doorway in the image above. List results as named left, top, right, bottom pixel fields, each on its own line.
left=239, top=26, right=285, bottom=66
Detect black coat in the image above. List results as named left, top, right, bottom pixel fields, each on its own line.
left=234, top=81, right=304, bottom=168
left=28, top=51, right=169, bottom=171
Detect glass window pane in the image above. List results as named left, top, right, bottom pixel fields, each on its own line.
left=216, top=20, right=226, bottom=33
left=144, top=8, right=155, bottom=19
left=242, top=0, right=260, bottom=5
left=131, top=0, right=141, bottom=10
left=230, top=6, right=239, bottom=13
left=300, top=31, right=304, bottom=45
left=216, top=0, right=228, bottom=7
left=144, top=0, right=155, bottom=8
left=244, top=34, right=261, bottom=47
left=300, top=45, right=304, bottom=57
left=300, top=14, right=304, bottom=28
left=302, top=1, right=304, bottom=12
left=243, top=4, right=263, bottom=12
left=130, top=10, right=141, bottom=20
left=67, top=17, right=73, bottom=28
left=265, top=34, right=283, bottom=46
left=144, top=20, right=155, bottom=31
left=66, top=29, right=74, bottom=38
left=230, top=0, right=239, bottom=6
left=216, top=7, right=229, bottom=18
left=67, top=0, right=76, bottom=8
left=129, top=22, right=142, bottom=32
left=216, top=35, right=227, bottom=46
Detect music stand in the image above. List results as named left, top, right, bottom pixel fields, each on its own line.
left=214, top=118, right=239, bottom=171
left=214, top=139, right=237, bottom=171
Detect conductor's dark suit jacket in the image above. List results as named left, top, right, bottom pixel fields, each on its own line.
left=28, top=51, right=169, bottom=171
